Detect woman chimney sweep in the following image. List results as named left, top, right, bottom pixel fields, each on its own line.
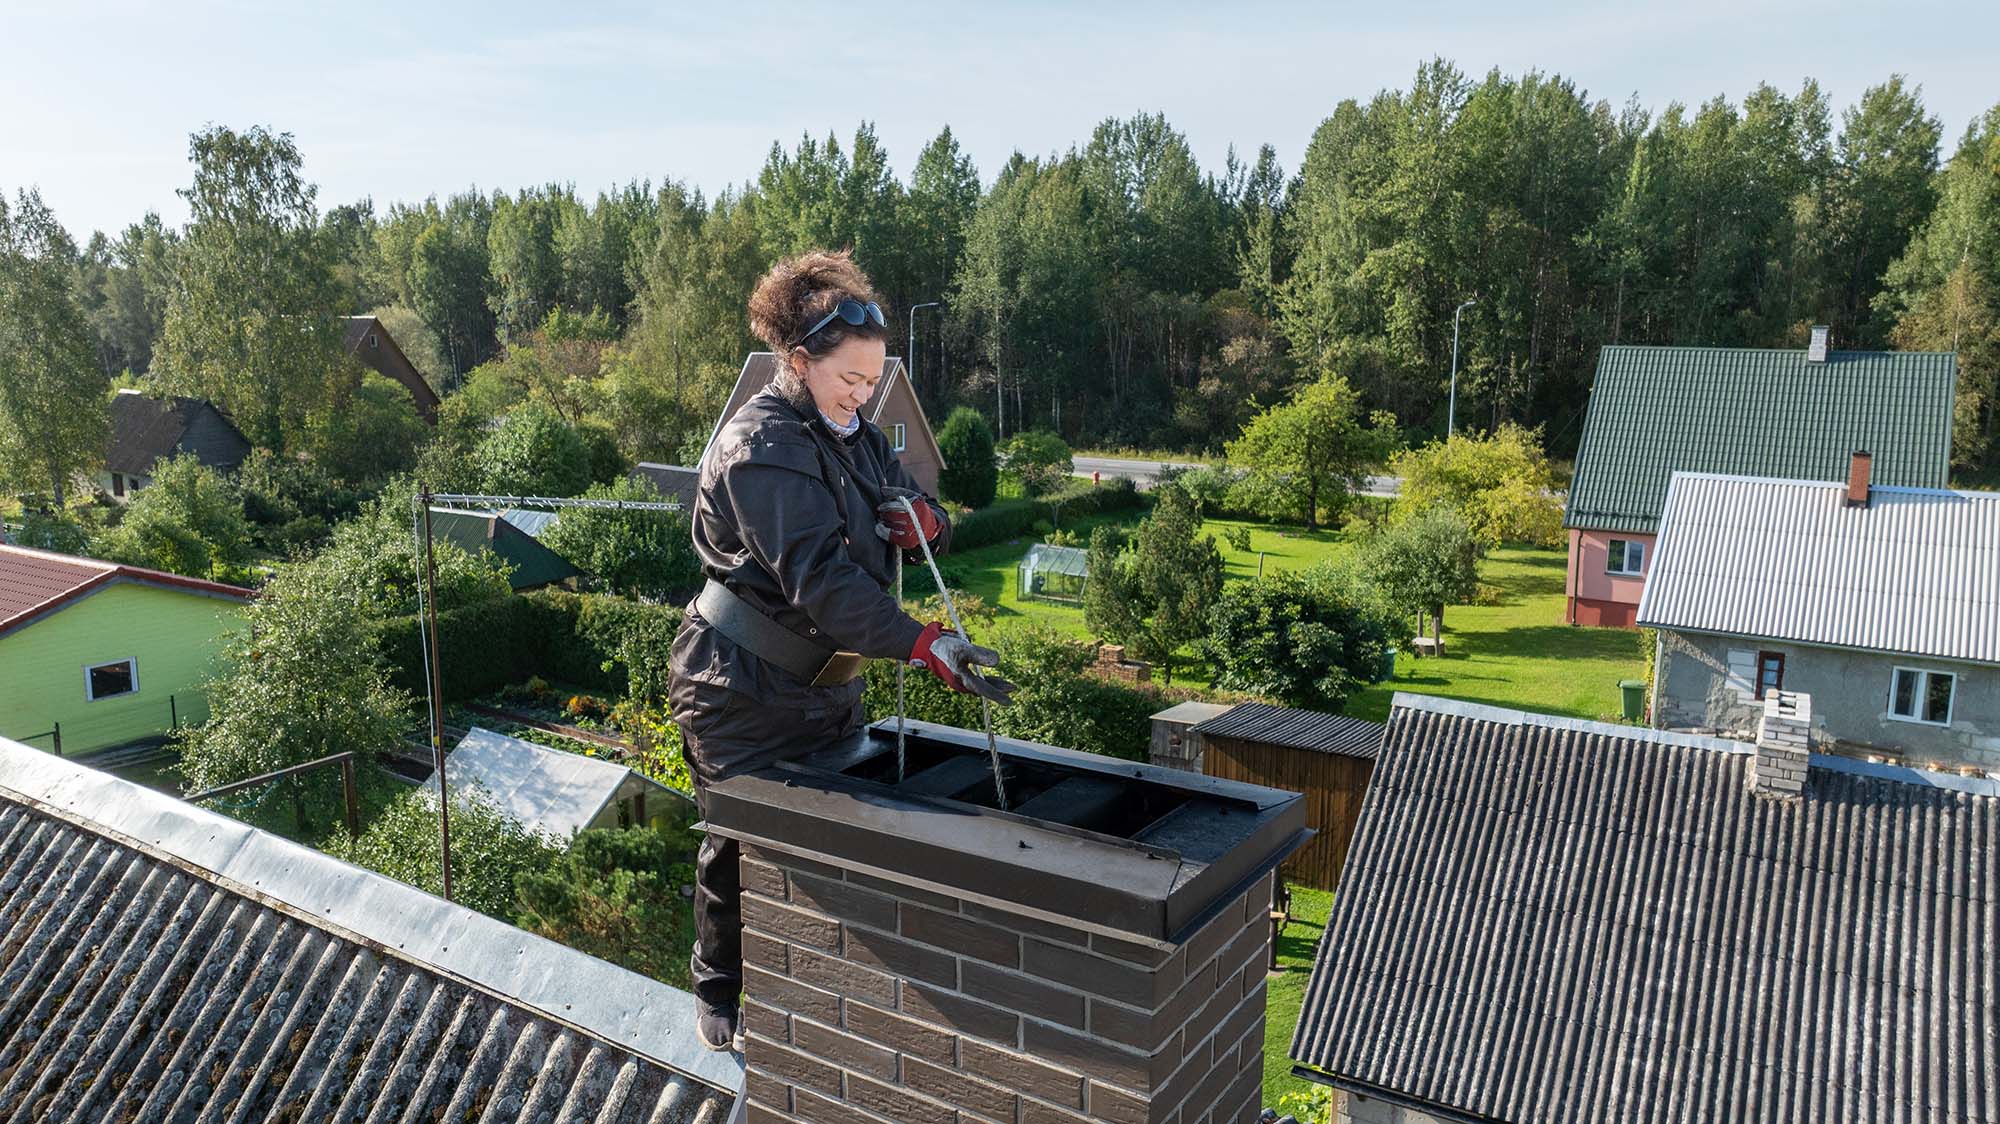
left=668, top=249, right=1016, bottom=1052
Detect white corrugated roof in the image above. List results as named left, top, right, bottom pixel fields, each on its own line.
left=1637, top=472, right=2000, bottom=665
left=435, top=727, right=652, bottom=839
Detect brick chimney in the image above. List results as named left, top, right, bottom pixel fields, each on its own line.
left=1844, top=451, right=1872, bottom=508
left=706, top=721, right=1305, bottom=1124
left=1807, top=324, right=1831, bottom=362
left=1753, top=691, right=1811, bottom=798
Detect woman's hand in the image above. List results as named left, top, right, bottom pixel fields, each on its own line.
left=910, top=622, right=1017, bottom=705
left=876, top=487, right=944, bottom=550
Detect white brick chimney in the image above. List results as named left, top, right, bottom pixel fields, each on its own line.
left=1754, top=691, right=1811, bottom=798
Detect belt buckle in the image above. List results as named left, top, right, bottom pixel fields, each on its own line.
left=809, top=651, right=866, bottom=687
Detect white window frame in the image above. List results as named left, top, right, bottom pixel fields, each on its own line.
left=890, top=422, right=908, bottom=452
left=1888, top=666, right=1955, bottom=726
left=1606, top=538, right=1645, bottom=576
left=84, top=657, right=140, bottom=702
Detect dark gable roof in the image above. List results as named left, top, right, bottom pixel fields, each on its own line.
left=342, top=315, right=440, bottom=418
left=632, top=462, right=699, bottom=509
left=1190, top=702, right=1383, bottom=759
left=704, top=353, right=945, bottom=472
left=1564, top=345, right=1957, bottom=533
left=105, top=391, right=253, bottom=477
left=0, top=737, right=740, bottom=1122
left=1293, top=694, right=1999, bottom=1124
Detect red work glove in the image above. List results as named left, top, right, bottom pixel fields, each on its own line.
left=910, top=622, right=1017, bottom=705
left=875, top=487, right=944, bottom=550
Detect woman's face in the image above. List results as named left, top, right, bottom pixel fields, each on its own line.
left=793, top=335, right=887, bottom=426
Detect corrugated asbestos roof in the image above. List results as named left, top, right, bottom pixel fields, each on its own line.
left=1190, top=702, right=1384, bottom=759
left=1564, top=345, right=1957, bottom=533
left=1292, top=694, right=2000, bottom=1124
left=1637, top=473, right=2000, bottom=665
left=0, top=735, right=741, bottom=1123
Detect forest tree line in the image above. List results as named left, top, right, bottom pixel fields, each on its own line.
left=7, top=58, right=1999, bottom=507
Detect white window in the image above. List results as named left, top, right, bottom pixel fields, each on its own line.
left=1606, top=538, right=1645, bottom=575
left=890, top=422, right=907, bottom=452
left=1889, top=667, right=1955, bottom=726
left=85, top=658, right=138, bottom=702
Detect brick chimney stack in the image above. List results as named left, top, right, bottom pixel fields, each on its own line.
left=1753, top=691, right=1811, bottom=798
left=1845, top=451, right=1873, bottom=508
left=707, top=723, right=1303, bottom=1124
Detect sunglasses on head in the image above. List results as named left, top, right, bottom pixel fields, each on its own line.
left=797, top=298, right=886, bottom=345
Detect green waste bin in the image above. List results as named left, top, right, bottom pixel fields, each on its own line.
left=1618, top=679, right=1647, bottom=721
left=1376, top=648, right=1396, bottom=682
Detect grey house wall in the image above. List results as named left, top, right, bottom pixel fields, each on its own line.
left=1655, top=629, right=2000, bottom=770
left=1336, top=1091, right=1453, bottom=1123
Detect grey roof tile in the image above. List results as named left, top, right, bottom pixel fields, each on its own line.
left=1291, top=694, right=1999, bottom=1124
left=1189, top=702, right=1383, bottom=759
left=0, top=738, right=740, bottom=1123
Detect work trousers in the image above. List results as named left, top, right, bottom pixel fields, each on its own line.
left=671, top=674, right=862, bottom=1010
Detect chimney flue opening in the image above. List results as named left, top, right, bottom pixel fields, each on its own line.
left=1845, top=451, right=1872, bottom=507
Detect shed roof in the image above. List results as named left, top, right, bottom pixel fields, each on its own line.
left=0, top=543, right=252, bottom=640
left=1189, top=702, right=1383, bottom=759
left=1564, top=345, right=1957, bottom=533
left=0, top=735, right=740, bottom=1122
left=105, top=390, right=252, bottom=477
left=435, top=727, right=676, bottom=839
left=427, top=507, right=582, bottom=590
left=1291, top=693, right=1999, bottom=1124
left=1636, top=472, right=2000, bottom=665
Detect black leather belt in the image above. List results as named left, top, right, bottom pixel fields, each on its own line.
left=695, top=580, right=866, bottom=687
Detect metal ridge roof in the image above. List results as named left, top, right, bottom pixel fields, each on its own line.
left=1291, top=696, right=1999, bottom=1124
left=1189, top=702, right=1384, bottom=759
left=1636, top=472, right=2000, bottom=665
left=0, top=736, right=742, bottom=1121
left=1563, top=345, right=1957, bottom=533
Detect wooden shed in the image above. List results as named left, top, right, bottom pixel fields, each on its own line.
left=1190, top=702, right=1383, bottom=891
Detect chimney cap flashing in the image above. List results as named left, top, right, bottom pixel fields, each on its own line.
left=702, top=720, right=1309, bottom=942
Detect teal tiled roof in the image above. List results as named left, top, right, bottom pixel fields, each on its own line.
left=1564, top=345, right=1957, bottom=533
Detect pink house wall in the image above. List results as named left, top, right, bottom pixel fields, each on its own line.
left=1566, top=528, right=1655, bottom=626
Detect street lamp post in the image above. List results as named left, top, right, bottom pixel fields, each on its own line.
left=1448, top=298, right=1477, bottom=436
left=908, top=301, right=941, bottom=399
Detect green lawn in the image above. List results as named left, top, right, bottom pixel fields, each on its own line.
left=1263, top=886, right=1334, bottom=1112
left=1347, top=547, right=1649, bottom=724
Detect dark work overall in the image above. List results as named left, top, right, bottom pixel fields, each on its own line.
left=667, top=379, right=949, bottom=1010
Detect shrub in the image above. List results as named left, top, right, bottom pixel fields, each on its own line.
left=324, top=784, right=563, bottom=922
left=945, top=478, right=1144, bottom=552
left=1203, top=567, right=1393, bottom=711
left=935, top=407, right=999, bottom=509
left=1389, top=423, right=1564, bottom=547
left=515, top=824, right=700, bottom=987
left=373, top=590, right=683, bottom=704
left=1000, top=430, right=1073, bottom=497
left=476, top=402, right=593, bottom=497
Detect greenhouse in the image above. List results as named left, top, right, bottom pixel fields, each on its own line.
left=1018, top=543, right=1091, bottom=603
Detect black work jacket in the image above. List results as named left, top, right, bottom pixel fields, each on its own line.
left=669, top=382, right=951, bottom=706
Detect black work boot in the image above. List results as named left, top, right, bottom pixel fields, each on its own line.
left=696, top=996, right=741, bottom=1053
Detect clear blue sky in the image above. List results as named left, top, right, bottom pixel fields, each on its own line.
left=4, top=0, right=1994, bottom=238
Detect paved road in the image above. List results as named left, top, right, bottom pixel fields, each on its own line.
left=1072, top=455, right=1402, bottom=498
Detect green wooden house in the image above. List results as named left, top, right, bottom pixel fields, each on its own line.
left=0, top=544, right=253, bottom=755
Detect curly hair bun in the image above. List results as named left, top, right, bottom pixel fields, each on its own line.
left=747, top=249, right=887, bottom=355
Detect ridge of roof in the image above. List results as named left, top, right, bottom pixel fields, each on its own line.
left=1661, top=469, right=2000, bottom=501
left=1388, top=692, right=1752, bottom=755
left=0, top=735, right=745, bottom=1097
